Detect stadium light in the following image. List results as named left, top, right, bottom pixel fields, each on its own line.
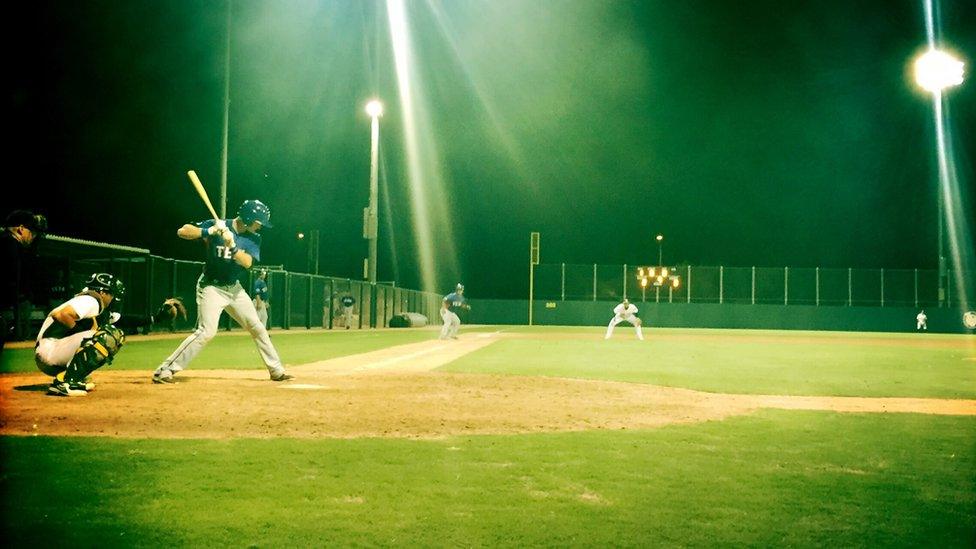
left=914, top=49, right=965, bottom=92
left=656, top=234, right=664, bottom=265
left=365, top=99, right=384, bottom=118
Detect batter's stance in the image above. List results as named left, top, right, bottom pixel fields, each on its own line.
left=440, top=283, right=470, bottom=340
left=153, top=200, right=293, bottom=383
left=605, top=298, right=644, bottom=340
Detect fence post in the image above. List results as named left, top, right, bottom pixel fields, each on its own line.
left=306, top=275, right=313, bottom=329
left=687, top=265, right=692, bottom=303
left=592, top=264, right=597, bottom=301
left=561, top=263, right=565, bottom=301
left=880, top=268, right=884, bottom=307
left=751, top=266, right=756, bottom=305
left=284, top=273, right=291, bottom=329
left=622, top=264, right=627, bottom=300
left=914, top=268, right=918, bottom=308
left=847, top=268, right=852, bottom=307
left=719, top=266, right=724, bottom=304
left=815, top=267, right=820, bottom=306
left=784, top=266, right=789, bottom=305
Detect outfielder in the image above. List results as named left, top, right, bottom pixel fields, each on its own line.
left=916, top=310, right=927, bottom=331
left=152, top=199, right=293, bottom=383
left=440, top=283, right=470, bottom=340
left=605, top=298, right=644, bottom=340
left=34, top=273, right=126, bottom=396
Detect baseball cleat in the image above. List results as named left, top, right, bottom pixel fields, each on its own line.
left=270, top=370, right=294, bottom=382
left=152, top=370, right=176, bottom=384
left=48, top=381, right=88, bottom=397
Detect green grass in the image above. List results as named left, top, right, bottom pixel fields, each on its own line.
left=441, top=329, right=976, bottom=398
left=0, top=328, right=442, bottom=374
left=1, top=411, right=973, bottom=547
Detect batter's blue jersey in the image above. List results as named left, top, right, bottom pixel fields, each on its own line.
left=196, top=219, right=261, bottom=285
left=443, top=292, right=466, bottom=313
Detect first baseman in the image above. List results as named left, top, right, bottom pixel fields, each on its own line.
left=440, top=283, right=470, bottom=340
left=605, top=298, right=644, bottom=340
left=152, top=199, right=293, bottom=383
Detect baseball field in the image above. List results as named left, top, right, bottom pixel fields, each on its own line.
left=1, top=326, right=974, bottom=546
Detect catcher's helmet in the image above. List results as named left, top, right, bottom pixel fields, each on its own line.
left=238, top=199, right=273, bottom=228
left=83, top=273, right=126, bottom=304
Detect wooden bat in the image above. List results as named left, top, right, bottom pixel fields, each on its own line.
left=187, top=170, right=220, bottom=221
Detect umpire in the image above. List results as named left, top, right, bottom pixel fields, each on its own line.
left=1, top=209, right=47, bottom=351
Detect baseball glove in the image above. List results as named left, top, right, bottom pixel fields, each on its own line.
left=155, top=297, right=188, bottom=323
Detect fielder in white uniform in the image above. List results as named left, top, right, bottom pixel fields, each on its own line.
left=916, top=310, right=927, bottom=330
left=152, top=199, right=293, bottom=384
left=440, top=283, right=469, bottom=340
left=605, top=298, right=644, bottom=340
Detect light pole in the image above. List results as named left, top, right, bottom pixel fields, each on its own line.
left=913, top=48, right=964, bottom=307
left=364, top=99, right=383, bottom=284
left=656, top=234, right=664, bottom=265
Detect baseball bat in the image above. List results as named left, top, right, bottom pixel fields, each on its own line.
left=187, top=170, right=221, bottom=221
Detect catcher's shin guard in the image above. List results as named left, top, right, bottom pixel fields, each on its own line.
left=64, top=325, right=125, bottom=383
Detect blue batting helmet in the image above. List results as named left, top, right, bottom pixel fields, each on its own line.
left=238, top=200, right=273, bottom=228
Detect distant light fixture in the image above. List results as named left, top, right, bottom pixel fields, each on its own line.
left=656, top=234, right=664, bottom=242
left=365, top=99, right=384, bottom=118
left=297, top=232, right=305, bottom=240
left=914, top=49, right=965, bottom=92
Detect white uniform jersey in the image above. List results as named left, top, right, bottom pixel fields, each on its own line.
left=614, top=303, right=638, bottom=318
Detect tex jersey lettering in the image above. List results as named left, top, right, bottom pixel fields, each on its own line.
left=443, top=292, right=466, bottom=314
left=197, top=219, right=261, bottom=284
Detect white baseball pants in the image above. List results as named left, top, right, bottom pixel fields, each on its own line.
left=156, top=278, right=282, bottom=376
left=605, top=315, right=644, bottom=340
left=440, top=309, right=460, bottom=339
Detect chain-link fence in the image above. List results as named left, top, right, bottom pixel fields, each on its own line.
left=25, top=236, right=442, bottom=337
left=532, top=263, right=971, bottom=308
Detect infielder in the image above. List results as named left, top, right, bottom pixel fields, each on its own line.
left=605, top=298, right=644, bottom=340
left=152, top=199, right=293, bottom=383
left=35, top=273, right=126, bottom=396
left=253, top=269, right=269, bottom=328
left=440, top=283, right=470, bottom=340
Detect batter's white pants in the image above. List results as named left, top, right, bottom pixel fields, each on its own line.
left=34, top=330, right=94, bottom=376
left=155, top=279, right=283, bottom=376
left=440, top=310, right=460, bottom=339
left=605, top=315, right=644, bottom=340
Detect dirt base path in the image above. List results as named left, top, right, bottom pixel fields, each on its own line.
left=2, top=333, right=974, bottom=440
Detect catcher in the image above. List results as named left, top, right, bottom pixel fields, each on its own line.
left=35, top=273, right=125, bottom=396
left=34, top=273, right=187, bottom=397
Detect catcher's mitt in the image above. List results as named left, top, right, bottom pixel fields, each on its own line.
left=153, top=297, right=188, bottom=324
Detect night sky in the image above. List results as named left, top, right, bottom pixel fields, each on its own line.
left=7, top=0, right=975, bottom=299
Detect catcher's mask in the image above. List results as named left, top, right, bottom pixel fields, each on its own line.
left=83, top=273, right=126, bottom=307
left=238, top=199, right=273, bottom=228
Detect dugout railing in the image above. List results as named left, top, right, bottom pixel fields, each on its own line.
left=9, top=234, right=442, bottom=340
left=532, top=263, right=972, bottom=309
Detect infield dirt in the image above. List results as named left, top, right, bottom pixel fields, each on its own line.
left=2, top=333, right=974, bottom=439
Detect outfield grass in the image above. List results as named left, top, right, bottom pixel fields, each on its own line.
left=1, top=411, right=972, bottom=547
left=0, top=328, right=442, bottom=374
left=443, top=328, right=976, bottom=398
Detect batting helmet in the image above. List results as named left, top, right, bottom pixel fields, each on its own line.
left=238, top=199, right=273, bottom=228
left=83, top=273, right=126, bottom=304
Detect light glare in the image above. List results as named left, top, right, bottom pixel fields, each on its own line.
left=914, top=50, right=965, bottom=92
left=365, top=99, right=384, bottom=118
